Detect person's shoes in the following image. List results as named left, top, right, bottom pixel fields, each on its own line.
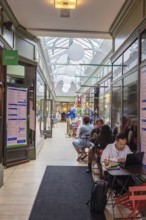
left=86, top=168, right=91, bottom=173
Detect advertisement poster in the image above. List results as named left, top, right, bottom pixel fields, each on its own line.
left=140, top=66, right=146, bottom=165
left=7, top=86, right=27, bottom=147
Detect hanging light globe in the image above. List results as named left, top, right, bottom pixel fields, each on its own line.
left=68, top=43, right=84, bottom=61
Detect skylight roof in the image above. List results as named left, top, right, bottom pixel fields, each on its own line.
left=40, top=37, right=112, bottom=96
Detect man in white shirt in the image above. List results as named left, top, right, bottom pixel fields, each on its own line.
left=101, top=133, right=134, bottom=196
left=101, top=133, right=132, bottom=164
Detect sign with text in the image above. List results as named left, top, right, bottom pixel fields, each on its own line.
left=7, top=86, right=28, bottom=147
left=2, top=50, right=18, bottom=65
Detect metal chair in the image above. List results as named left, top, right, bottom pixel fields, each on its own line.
left=113, top=184, right=146, bottom=219
left=77, top=134, right=91, bottom=161
left=91, top=146, right=104, bottom=179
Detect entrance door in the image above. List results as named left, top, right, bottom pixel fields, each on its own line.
left=40, top=99, right=53, bottom=138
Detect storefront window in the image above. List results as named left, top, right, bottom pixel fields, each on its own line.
left=111, top=80, right=122, bottom=135
left=61, top=103, right=68, bottom=121
left=81, top=94, right=87, bottom=116
left=123, top=40, right=138, bottom=74
left=98, top=80, right=111, bottom=124
left=123, top=71, right=138, bottom=152
left=105, top=78, right=111, bottom=92
left=36, top=73, right=45, bottom=146
left=99, top=92, right=111, bottom=125
left=141, top=30, right=146, bottom=62
left=99, top=94, right=104, bottom=118
left=104, top=92, right=111, bottom=125
left=113, top=56, right=122, bottom=81
left=100, top=83, right=105, bottom=95
left=94, top=87, right=99, bottom=122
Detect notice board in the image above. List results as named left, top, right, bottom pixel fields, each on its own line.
left=6, top=86, right=28, bottom=148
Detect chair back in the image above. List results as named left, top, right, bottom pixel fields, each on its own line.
left=129, top=185, right=146, bottom=213
left=114, top=183, right=146, bottom=219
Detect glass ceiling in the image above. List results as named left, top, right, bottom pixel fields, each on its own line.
left=40, top=37, right=112, bottom=96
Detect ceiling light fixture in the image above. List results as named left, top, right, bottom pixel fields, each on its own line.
left=54, top=0, right=77, bottom=9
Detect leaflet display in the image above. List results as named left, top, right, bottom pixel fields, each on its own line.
left=7, top=86, right=28, bottom=147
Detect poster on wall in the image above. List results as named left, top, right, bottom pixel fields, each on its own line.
left=7, top=86, right=28, bottom=147
left=140, top=66, right=146, bottom=165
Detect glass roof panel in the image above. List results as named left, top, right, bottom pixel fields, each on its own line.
left=40, top=37, right=112, bottom=96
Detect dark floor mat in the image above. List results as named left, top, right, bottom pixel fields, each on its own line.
left=29, top=165, right=106, bottom=220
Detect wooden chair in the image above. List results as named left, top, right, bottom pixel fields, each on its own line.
left=114, top=184, right=146, bottom=219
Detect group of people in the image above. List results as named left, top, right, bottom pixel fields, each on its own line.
left=72, top=116, right=132, bottom=174
left=72, top=115, right=137, bottom=195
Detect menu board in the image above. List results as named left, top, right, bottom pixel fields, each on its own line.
left=140, top=66, right=146, bottom=165
left=7, top=86, right=27, bottom=147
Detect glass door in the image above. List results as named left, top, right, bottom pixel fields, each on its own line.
left=40, top=99, right=53, bottom=138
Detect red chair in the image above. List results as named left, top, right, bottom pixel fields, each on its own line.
left=114, top=184, right=146, bottom=219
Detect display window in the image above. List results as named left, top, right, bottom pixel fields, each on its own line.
left=123, top=71, right=138, bottom=152
left=111, top=80, right=122, bottom=136
left=36, top=73, right=45, bottom=145
left=123, top=40, right=138, bottom=74
left=141, top=30, right=146, bottom=62
left=113, top=56, right=122, bottom=81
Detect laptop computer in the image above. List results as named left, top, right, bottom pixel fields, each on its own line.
left=119, top=152, right=144, bottom=169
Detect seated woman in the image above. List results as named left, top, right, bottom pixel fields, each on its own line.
left=94, top=124, right=115, bottom=150
left=86, top=124, right=115, bottom=173
left=72, top=116, right=93, bottom=161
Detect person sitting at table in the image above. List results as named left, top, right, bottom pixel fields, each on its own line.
left=72, top=116, right=93, bottom=161
left=86, top=124, right=114, bottom=173
left=101, top=133, right=133, bottom=195
left=100, top=133, right=132, bottom=164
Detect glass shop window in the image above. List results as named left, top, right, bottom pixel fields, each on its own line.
left=141, top=30, right=146, bottom=62
left=113, top=56, right=122, bottom=81
left=123, top=71, right=138, bottom=152
left=123, top=40, right=138, bottom=74
left=111, top=80, right=122, bottom=136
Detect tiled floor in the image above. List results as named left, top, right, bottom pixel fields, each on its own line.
left=0, top=122, right=129, bottom=220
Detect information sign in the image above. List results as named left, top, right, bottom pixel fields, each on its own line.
left=7, top=86, right=27, bottom=147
